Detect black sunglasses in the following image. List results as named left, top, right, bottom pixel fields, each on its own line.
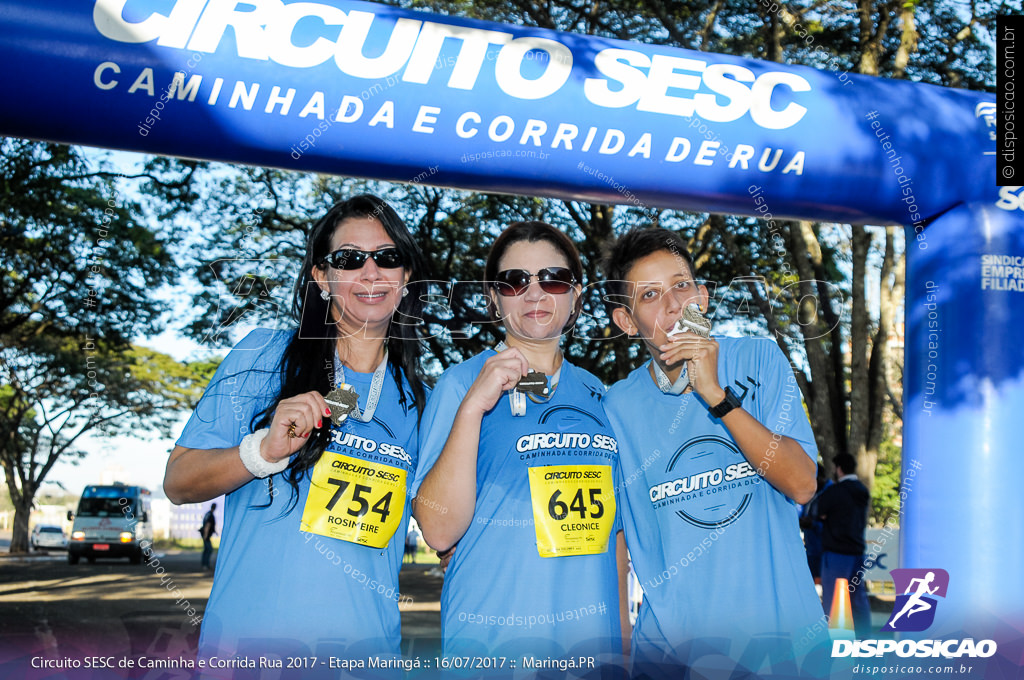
left=321, top=247, right=405, bottom=270
left=492, top=267, right=576, bottom=296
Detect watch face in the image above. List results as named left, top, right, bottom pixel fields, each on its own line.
left=711, top=388, right=741, bottom=418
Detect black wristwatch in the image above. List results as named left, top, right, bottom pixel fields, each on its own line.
left=709, top=387, right=742, bottom=419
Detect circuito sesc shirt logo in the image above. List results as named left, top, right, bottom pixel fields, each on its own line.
left=881, top=568, right=950, bottom=632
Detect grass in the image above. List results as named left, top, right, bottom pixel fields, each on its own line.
left=153, top=537, right=216, bottom=551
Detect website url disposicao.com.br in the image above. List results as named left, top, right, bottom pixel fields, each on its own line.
left=849, top=661, right=978, bottom=676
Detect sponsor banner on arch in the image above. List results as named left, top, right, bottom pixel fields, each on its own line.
left=0, top=0, right=995, bottom=224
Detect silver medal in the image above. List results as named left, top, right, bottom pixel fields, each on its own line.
left=324, top=384, right=359, bottom=426
left=668, top=303, right=712, bottom=339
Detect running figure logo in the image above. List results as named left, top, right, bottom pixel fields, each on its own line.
left=882, top=568, right=950, bottom=632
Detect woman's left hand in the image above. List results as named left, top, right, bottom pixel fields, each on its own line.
left=658, top=333, right=725, bottom=405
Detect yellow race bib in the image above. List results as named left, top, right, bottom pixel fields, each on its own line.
left=527, top=464, right=615, bottom=558
left=301, top=452, right=407, bottom=549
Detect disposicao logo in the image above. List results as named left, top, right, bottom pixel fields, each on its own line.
left=832, top=568, right=998, bottom=659
left=882, top=568, right=949, bottom=632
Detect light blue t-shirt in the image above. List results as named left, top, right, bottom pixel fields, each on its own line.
left=604, top=337, right=827, bottom=669
left=176, top=329, right=420, bottom=669
left=413, top=350, right=623, bottom=665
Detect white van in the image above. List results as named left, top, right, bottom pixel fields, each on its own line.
left=67, top=484, right=153, bottom=564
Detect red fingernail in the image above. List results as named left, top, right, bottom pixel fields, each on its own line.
left=317, top=419, right=323, bottom=428
left=303, top=432, right=310, bottom=438
left=325, top=407, right=331, bottom=416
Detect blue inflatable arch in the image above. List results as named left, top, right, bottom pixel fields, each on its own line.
left=1, top=0, right=1018, bottom=639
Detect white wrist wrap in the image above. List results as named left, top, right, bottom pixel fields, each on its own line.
left=238, top=428, right=288, bottom=478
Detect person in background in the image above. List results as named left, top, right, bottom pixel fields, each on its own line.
left=800, top=464, right=831, bottom=582
left=818, top=452, right=872, bottom=637
left=200, top=502, right=217, bottom=571
left=405, top=519, right=422, bottom=564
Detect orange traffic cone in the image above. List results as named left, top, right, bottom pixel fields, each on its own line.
left=828, top=578, right=856, bottom=640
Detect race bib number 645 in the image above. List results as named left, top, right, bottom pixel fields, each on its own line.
left=301, top=452, right=407, bottom=548
left=527, top=464, right=615, bottom=558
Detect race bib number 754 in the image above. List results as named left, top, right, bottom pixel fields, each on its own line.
left=301, top=452, right=407, bottom=549
left=527, top=464, right=615, bottom=558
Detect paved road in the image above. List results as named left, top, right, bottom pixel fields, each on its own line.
left=0, top=543, right=901, bottom=678
left=0, top=548, right=443, bottom=677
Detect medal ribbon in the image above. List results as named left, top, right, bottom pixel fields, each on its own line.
left=651, top=358, right=690, bottom=395
left=333, top=350, right=389, bottom=423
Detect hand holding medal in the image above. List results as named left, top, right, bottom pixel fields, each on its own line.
left=658, top=303, right=721, bottom=400
left=461, top=347, right=531, bottom=417
left=496, top=341, right=559, bottom=417
left=263, top=391, right=332, bottom=464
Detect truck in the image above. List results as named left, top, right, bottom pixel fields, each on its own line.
left=67, top=483, right=153, bottom=565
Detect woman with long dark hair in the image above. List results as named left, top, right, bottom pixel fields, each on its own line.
left=164, top=194, right=427, bottom=666
left=413, top=221, right=627, bottom=671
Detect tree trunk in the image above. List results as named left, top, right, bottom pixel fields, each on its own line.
left=856, top=0, right=891, bottom=77
left=2, top=453, right=31, bottom=553
left=865, top=228, right=900, bottom=478
left=849, top=225, right=872, bottom=489
left=788, top=221, right=843, bottom=471
left=892, top=3, right=919, bottom=79
left=10, top=497, right=32, bottom=554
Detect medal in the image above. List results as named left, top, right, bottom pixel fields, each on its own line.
left=329, top=350, right=388, bottom=424
left=495, top=343, right=561, bottom=417
left=514, top=370, right=550, bottom=397
left=668, top=303, right=712, bottom=339
left=655, top=303, right=712, bottom=395
left=324, top=384, right=359, bottom=425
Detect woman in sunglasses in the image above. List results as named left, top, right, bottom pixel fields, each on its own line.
left=413, top=221, right=626, bottom=671
left=164, top=195, right=427, bottom=670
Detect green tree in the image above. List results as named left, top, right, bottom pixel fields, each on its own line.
left=0, top=331, right=216, bottom=553
left=0, top=139, right=212, bottom=552
left=870, top=439, right=902, bottom=526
